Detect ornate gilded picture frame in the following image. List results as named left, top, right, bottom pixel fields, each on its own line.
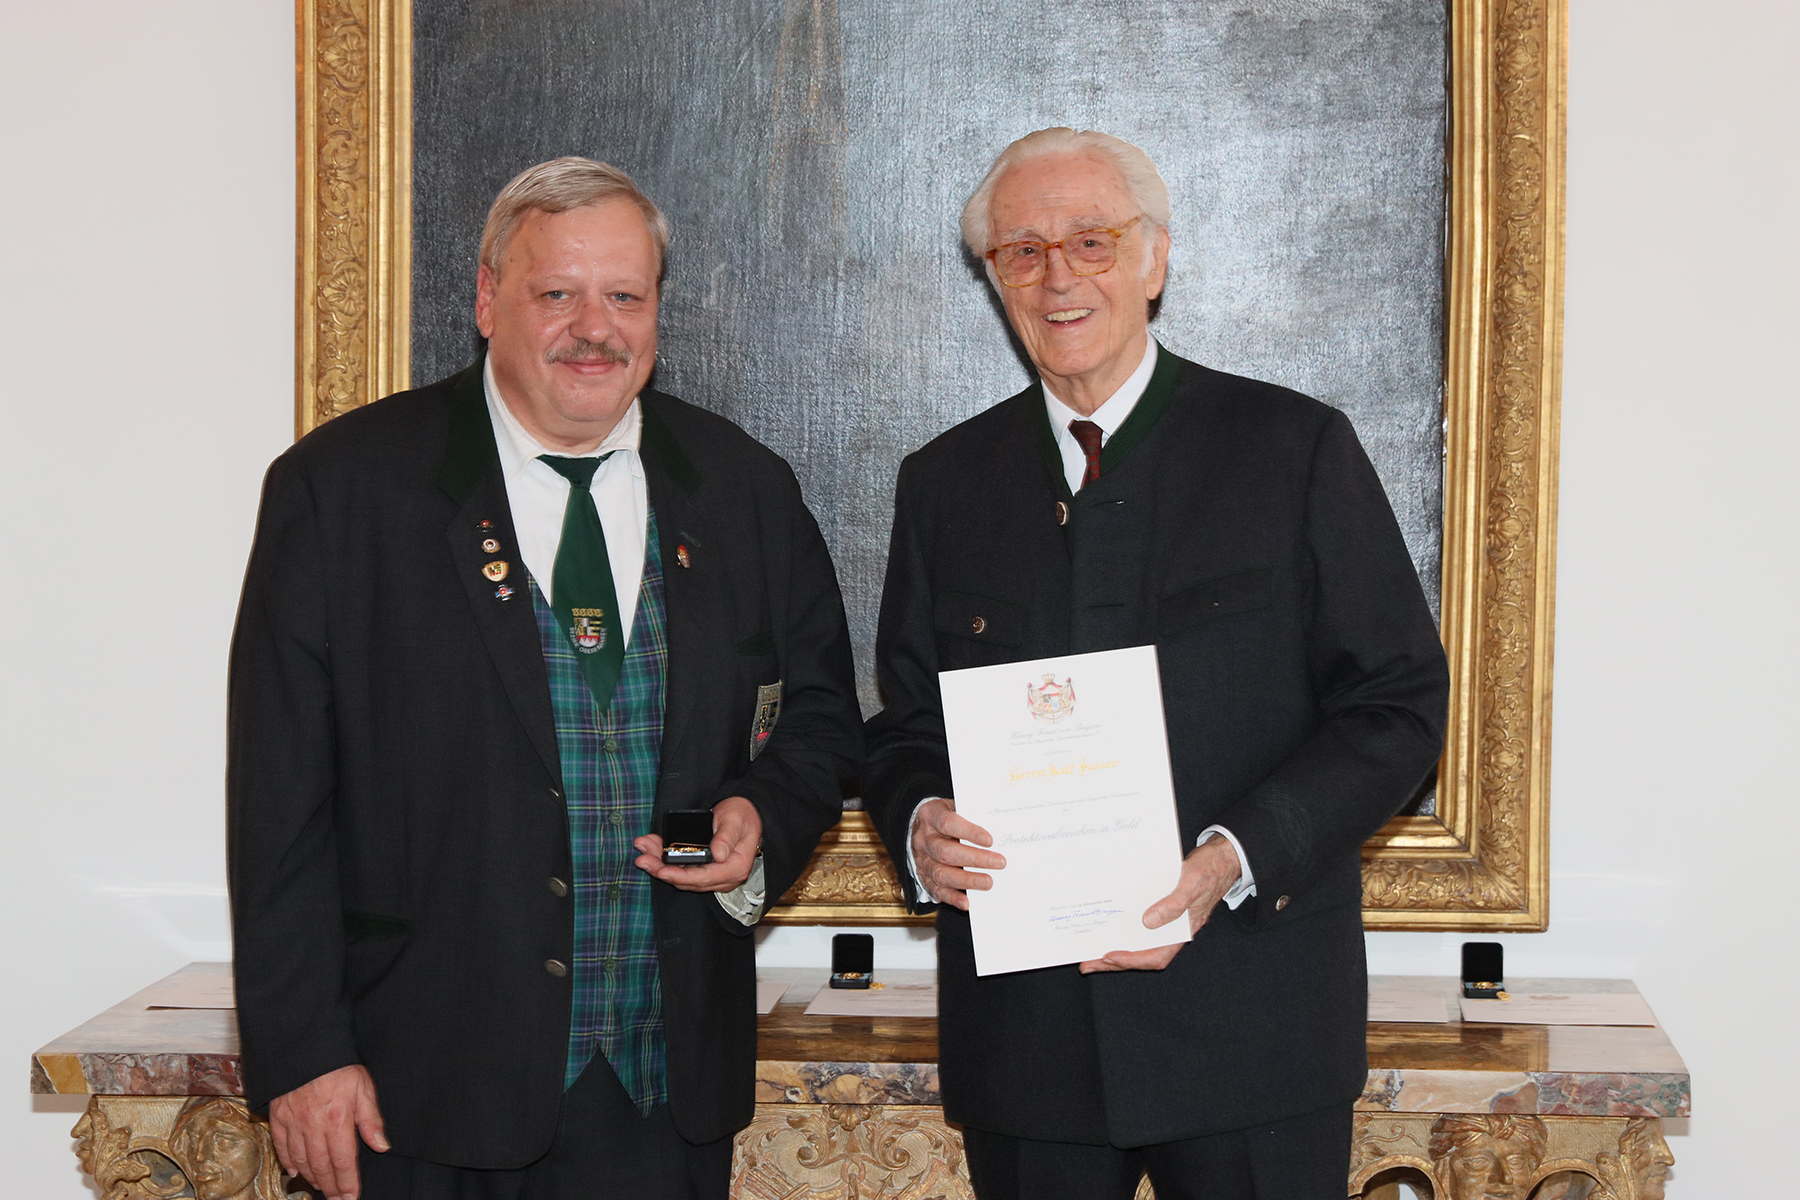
left=296, top=0, right=1564, bottom=931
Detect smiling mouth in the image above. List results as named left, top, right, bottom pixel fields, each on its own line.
left=1044, top=309, right=1093, bottom=323
left=547, top=339, right=629, bottom=367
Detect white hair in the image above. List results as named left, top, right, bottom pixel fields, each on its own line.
left=960, top=128, right=1172, bottom=256
left=480, top=157, right=670, bottom=278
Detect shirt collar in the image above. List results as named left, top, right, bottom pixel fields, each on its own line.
left=1042, top=332, right=1159, bottom=439
left=482, top=354, right=643, bottom=481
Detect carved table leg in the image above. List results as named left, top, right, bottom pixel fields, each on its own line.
left=1346, top=1112, right=1674, bottom=1199
left=732, top=1103, right=973, bottom=1199
left=72, top=1094, right=298, bottom=1199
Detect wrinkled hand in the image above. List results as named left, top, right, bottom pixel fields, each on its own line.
left=268, top=1064, right=387, bottom=1200
left=1079, top=837, right=1243, bottom=974
left=634, top=795, right=762, bottom=891
left=911, top=797, right=1005, bottom=911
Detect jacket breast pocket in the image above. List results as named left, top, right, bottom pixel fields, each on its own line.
left=1156, top=567, right=1273, bottom=638
left=934, top=589, right=1025, bottom=648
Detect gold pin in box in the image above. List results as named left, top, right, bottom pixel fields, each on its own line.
left=662, top=811, right=714, bottom=866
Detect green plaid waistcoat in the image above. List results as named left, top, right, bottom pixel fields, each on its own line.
left=529, top=507, right=668, bottom=1112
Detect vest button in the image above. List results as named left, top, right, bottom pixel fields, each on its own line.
left=603, top=957, right=618, bottom=974
left=609, top=810, right=625, bottom=826
left=970, top=616, right=987, bottom=634
left=545, top=959, right=568, bottom=977
left=607, top=883, right=623, bottom=901
left=548, top=877, right=569, bottom=897
left=603, top=736, right=620, bottom=753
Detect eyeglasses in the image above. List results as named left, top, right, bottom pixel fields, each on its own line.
left=985, top=217, right=1142, bottom=288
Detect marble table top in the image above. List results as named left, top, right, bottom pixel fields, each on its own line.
left=32, top=964, right=1690, bottom=1118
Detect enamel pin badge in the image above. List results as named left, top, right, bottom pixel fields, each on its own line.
left=569, top=607, right=607, bottom=654
left=750, top=681, right=783, bottom=760
left=1026, top=673, right=1077, bottom=724
left=482, top=560, right=509, bottom=582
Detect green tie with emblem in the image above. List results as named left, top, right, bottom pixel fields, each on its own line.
left=539, top=453, right=626, bottom=712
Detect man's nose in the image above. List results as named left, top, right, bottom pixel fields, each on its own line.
left=569, top=293, right=617, bottom=341
left=1040, top=244, right=1079, bottom=291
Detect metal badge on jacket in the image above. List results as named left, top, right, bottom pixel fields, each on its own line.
left=750, top=681, right=783, bottom=761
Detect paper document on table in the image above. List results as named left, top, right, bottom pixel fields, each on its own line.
left=803, top=977, right=938, bottom=1017
left=145, top=975, right=236, bottom=1010
left=755, top=979, right=791, bottom=1014
left=1367, top=981, right=1450, bottom=1023
left=940, top=645, right=1187, bottom=976
left=1460, top=991, right=1657, bottom=1026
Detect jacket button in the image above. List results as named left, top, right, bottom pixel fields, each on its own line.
left=548, top=877, right=569, bottom=897
left=548, top=786, right=564, bottom=801
left=1275, top=895, right=1290, bottom=912
left=545, top=959, right=568, bottom=977
left=970, top=616, right=987, bottom=634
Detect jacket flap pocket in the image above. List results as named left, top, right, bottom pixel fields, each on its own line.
left=735, top=632, right=775, bottom=656
left=1157, top=567, right=1273, bottom=636
left=934, top=589, right=1025, bottom=648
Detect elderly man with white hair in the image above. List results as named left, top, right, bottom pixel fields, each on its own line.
left=863, top=128, right=1450, bottom=1199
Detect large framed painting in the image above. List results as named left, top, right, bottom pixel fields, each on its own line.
left=296, top=0, right=1564, bottom=931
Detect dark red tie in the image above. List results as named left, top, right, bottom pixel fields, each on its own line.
left=1069, top=420, right=1104, bottom=489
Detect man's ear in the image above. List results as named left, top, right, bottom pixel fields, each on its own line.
left=1144, top=225, right=1171, bottom=301
left=474, top=263, right=498, bottom=339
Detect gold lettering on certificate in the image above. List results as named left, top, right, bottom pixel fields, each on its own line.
left=1006, top=757, right=1121, bottom=785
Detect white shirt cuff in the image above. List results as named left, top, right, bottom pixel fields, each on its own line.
left=904, top=798, right=940, bottom=903
left=714, top=852, right=767, bottom=926
left=1197, top=825, right=1256, bottom=910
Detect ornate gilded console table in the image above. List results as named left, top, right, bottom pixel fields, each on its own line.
left=34, top=965, right=1687, bottom=1199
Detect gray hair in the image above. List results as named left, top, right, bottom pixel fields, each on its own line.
left=960, top=128, right=1172, bottom=256
left=479, top=157, right=671, bottom=278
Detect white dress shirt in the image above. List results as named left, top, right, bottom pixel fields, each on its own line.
left=906, top=333, right=1257, bottom=910
left=483, top=357, right=648, bottom=642
left=483, top=360, right=765, bottom=923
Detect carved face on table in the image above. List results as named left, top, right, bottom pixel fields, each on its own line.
left=1621, top=1119, right=1676, bottom=1200
left=1430, top=1114, right=1548, bottom=1200
left=168, top=1097, right=267, bottom=1200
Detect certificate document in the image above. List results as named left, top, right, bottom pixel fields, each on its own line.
left=939, top=645, right=1187, bottom=975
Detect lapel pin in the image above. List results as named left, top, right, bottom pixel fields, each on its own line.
left=482, top=560, right=509, bottom=582
left=477, top=519, right=495, bottom=531
left=481, top=537, right=501, bottom=554
left=676, top=544, right=692, bottom=569
left=494, top=585, right=514, bottom=601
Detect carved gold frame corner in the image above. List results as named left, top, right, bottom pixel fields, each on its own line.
left=295, top=0, right=1564, bottom=931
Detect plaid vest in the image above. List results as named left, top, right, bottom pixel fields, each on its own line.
left=530, top=507, right=668, bottom=1112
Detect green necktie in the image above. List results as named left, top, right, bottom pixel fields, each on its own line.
left=539, top=453, right=626, bottom=712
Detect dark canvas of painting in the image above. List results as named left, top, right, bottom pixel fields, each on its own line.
left=412, top=0, right=1449, bottom=727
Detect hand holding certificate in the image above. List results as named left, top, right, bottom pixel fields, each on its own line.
left=937, top=646, right=1204, bottom=976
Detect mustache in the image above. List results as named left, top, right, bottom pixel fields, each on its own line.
left=546, top=338, right=630, bottom=366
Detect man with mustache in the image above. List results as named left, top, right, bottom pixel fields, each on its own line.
left=863, top=128, right=1448, bottom=1198
left=228, top=157, right=861, bottom=1200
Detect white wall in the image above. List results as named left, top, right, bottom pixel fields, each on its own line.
left=0, top=1, right=295, bottom=1194
left=1, top=0, right=1793, bottom=1195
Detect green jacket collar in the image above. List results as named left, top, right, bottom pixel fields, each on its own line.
left=1031, top=337, right=1181, bottom=497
